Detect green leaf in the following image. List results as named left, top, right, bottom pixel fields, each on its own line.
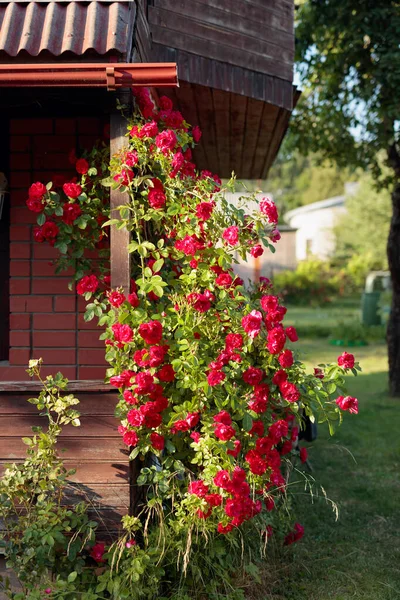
left=22, top=437, right=33, bottom=446
left=37, top=213, right=46, bottom=226
left=152, top=258, right=164, bottom=273
left=68, top=571, right=78, bottom=583
left=242, top=413, right=253, bottom=432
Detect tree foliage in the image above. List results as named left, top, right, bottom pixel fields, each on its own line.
left=293, top=0, right=400, bottom=181
left=334, top=173, right=391, bottom=270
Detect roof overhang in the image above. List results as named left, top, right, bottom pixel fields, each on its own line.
left=0, top=62, right=178, bottom=89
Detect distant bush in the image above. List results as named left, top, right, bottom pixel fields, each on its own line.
left=273, top=259, right=339, bottom=306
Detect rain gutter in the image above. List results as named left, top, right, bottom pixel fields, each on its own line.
left=0, top=63, right=178, bottom=89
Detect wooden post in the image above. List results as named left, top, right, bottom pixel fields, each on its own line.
left=110, top=113, right=131, bottom=293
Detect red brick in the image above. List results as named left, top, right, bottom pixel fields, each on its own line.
left=26, top=296, right=53, bottom=312
left=33, top=331, right=76, bottom=347
left=33, top=135, right=75, bottom=152
left=9, top=348, right=31, bottom=365
left=10, top=314, right=30, bottom=329
left=10, top=243, right=30, bottom=259
left=10, top=331, right=30, bottom=346
left=10, top=225, right=31, bottom=241
left=78, top=331, right=103, bottom=347
left=79, top=135, right=99, bottom=149
left=10, top=296, right=27, bottom=312
left=10, top=278, right=30, bottom=295
left=11, top=189, right=29, bottom=205
left=77, top=312, right=100, bottom=330
left=39, top=365, right=77, bottom=379
left=10, top=135, right=31, bottom=152
left=32, top=278, right=72, bottom=295
left=33, top=313, right=76, bottom=330
left=77, top=117, right=102, bottom=135
left=33, top=244, right=60, bottom=259
left=33, top=348, right=76, bottom=365
left=55, top=119, right=77, bottom=135
left=78, top=349, right=107, bottom=365
left=10, top=207, right=37, bottom=224
left=32, top=262, right=74, bottom=277
left=54, top=296, right=76, bottom=312
left=0, top=365, right=31, bottom=382
left=10, top=118, right=53, bottom=135
left=9, top=171, right=32, bottom=188
left=33, top=153, right=71, bottom=171
left=78, top=366, right=107, bottom=380
left=10, top=261, right=31, bottom=277
left=10, top=153, right=31, bottom=170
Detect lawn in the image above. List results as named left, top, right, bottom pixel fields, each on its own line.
left=257, top=322, right=400, bottom=599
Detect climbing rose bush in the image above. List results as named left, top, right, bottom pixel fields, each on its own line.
left=27, top=88, right=361, bottom=597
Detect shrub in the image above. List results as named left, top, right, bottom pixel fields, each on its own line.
left=22, top=89, right=362, bottom=598
left=273, top=259, right=339, bottom=305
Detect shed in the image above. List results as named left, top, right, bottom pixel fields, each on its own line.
left=0, top=0, right=296, bottom=533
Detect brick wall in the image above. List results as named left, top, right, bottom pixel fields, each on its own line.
left=0, top=117, right=109, bottom=382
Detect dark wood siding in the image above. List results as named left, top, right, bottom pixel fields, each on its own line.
left=0, top=390, right=129, bottom=537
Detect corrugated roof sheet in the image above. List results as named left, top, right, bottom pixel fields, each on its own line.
left=0, top=1, right=130, bottom=57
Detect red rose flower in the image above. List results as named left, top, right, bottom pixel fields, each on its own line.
left=215, top=273, right=233, bottom=288
left=299, top=447, right=308, bottom=463
left=222, top=226, right=239, bottom=246
left=26, top=197, right=45, bottom=213
left=76, top=275, right=99, bottom=296
left=214, top=423, right=236, bottom=441
left=157, top=364, right=175, bottom=382
left=336, top=395, right=358, bottom=414
left=284, top=523, right=304, bottom=546
left=213, top=410, right=232, bottom=426
left=314, top=367, right=324, bottom=379
left=122, top=430, right=139, bottom=446
left=139, top=320, right=163, bottom=345
left=337, top=352, right=355, bottom=369
left=279, top=381, right=300, bottom=403
left=28, top=182, right=47, bottom=200
left=279, top=349, right=294, bottom=368
left=192, top=125, right=202, bottom=142
left=242, top=367, right=264, bottom=386
left=196, top=201, right=214, bottom=221
left=260, top=197, right=278, bottom=224
left=148, top=187, right=166, bottom=209
left=112, top=323, right=133, bottom=345
left=242, top=310, right=263, bottom=338
left=62, top=202, right=82, bottom=225
left=128, top=292, right=139, bottom=307
left=141, top=121, right=158, bottom=137
left=188, top=480, right=209, bottom=497
left=250, top=244, right=264, bottom=258
left=75, top=158, right=89, bottom=175
left=267, top=326, right=286, bottom=354
left=107, top=290, right=126, bottom=308
left=90, top=541, right=106, bottom=562
left=41, top=221, right=59, bottom=243
left=150, top=432, right=165, bottom=451
left=285, top=326, right=298, bottom=342
left=207, top=370, right=225, bottom=386
left=155, top=129, right=177, bottom=154
left=63, top=182, right=82, bottom=199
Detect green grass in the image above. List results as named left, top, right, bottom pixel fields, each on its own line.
left=257, top=338, right=400, bottom=599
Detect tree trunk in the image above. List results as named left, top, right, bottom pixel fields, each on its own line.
left=387, top=149, right=400, bottom=395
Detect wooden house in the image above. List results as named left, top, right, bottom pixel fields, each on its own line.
left=0, top=0, right=296, bottom=534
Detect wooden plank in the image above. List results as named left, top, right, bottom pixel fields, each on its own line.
left=63, top=483, right=130, bottom=508
left=154, top=0, right=293, bottom=34
left=261, top=107, right=291, bottom=179
left=212, top=88, right=231, bottom=178
left=0, top=437, right=128, bottom=461
left=0, top=380, right=110, bottom=392
left=149, top=11, right=293, bottom=77
left=151, top=0, right=294, bottom=49
left=150, top=25, right=293, bottom=82
left=252, top=103, right=280, bottom=177
left=229, top=92, right=248, bottom=176
left=110, top=113, right=131, bottom=293
left=0, top=393, right=119, bottom=415
left=241, top=98, right=264, bottom=179
left=0, top=460, right=129, bottom=483
left=0, top=415, right=119, bottom=437
left=194, top=85, right=220, bottom=174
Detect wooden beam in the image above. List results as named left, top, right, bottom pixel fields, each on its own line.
left=110, top=113, right=131, bottom=293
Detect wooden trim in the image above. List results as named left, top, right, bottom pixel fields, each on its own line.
left=0, top=380, right=111, bottom=392
left=110, top=112, right=131, bottom=293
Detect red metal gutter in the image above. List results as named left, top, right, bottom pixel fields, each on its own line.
left=0, top=63, right=178, bottom=89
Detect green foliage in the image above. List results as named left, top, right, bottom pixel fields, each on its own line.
left=334, top=174, right=391, bottom=270
left=273, top=259, right=340, bottom=305
left=293, top=0, right=400, bottom=182
left=266, top=148, right=357, bottom=214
